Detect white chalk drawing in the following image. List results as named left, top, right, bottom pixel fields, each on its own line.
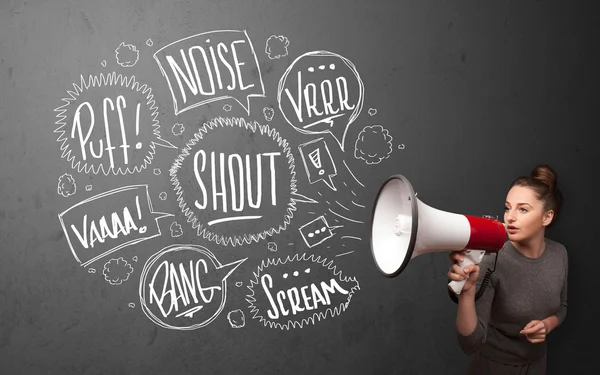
left=263, top=107, right=274, bottom=121
left=132, top=256, right=138, bottom=262
left=227, top=309, right=245, bottom=328
left=277, top=50, right=364, bottom=151
left=159, top=192, right=167, bottom=200
left=368, top=108, right=377, bottom=116
left=223, top=104, right=232, bottom=112
left=265, top=35, right=290, bottom=59
left=267, top=242, right=277, bottom=252
left=398, top=144, right=405, bottom=150
left=139, top=244, right=247, bottom=330
left=335, top=251, right=354, bottom=257
left=343, top=160, right=364, bottom=188
left=85, top=185, right=92, bottom=192
left=352, top=200, right=365, bottom=208
left=58, top=185, right=173, bottom=267
left=146, top=39, right=153, bottom=47
left=299, top=215, right=342, bottom=248
left=153, top=168, right=161, bottom=175
left=88, top=268, right=96, bottom=273
left=58, top=173, right=77, bottom=197
left=115, top=42, right=139, bottom=67
left=354, top=125, right=393, bottom=164
left=246, top=253, right=360, bottom=330
left=328, top=208, right=364, bottom=225
left=341, top=235, right=362, bottom=241
left=172, top=123, right=184, bottom=136
left=103, top=257, right=134, bottom=285
left=170, top=221, right=183, bottom=237
left=170, top=117, right=316, bottom=247
left=153, top=30, right=265, bottom=115
left=101, top=60, right=107, bottom=67
left=298, top=137, right=337, bottom=191
left=129, top=302, right=136, bottom=308
left=235, top=281, right=243, bottom=287
left=54, top=71, right=176, bottom=175
left=335, top=201, right=350, bottom=211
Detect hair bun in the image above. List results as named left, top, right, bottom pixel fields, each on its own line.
left=531, top=164, right=558, bottom=190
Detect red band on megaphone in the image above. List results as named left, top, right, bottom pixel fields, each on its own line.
left=464, top=216, right=506, bottom=252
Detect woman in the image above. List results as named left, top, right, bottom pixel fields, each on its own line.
left=447, top=165, right=568, bottom=374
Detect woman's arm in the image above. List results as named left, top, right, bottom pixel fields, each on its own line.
left=448, top=254, right=497, bottom=355
left=456, top=288, right=479, bottom=335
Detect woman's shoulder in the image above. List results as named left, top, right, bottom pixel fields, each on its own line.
left=545, top=238, right=567, bottom=252
left=545, top=238, right=568, bottom=260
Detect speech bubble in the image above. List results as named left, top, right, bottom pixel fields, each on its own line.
left=139, top=244, right=247, bottom=330
left=277, top=51, right=364, bottom=151
left=246, top=253, right=360, bottom=330
left=54, top=72, right=176, bottom=175
left=298, top=137, right=337, bottom=191
left=58, top=185, right=173, bottom=267
left=170, top=116, right=314, bottom=247
left=153, top=30, right=265, bottom=115
left=298, top=215, right=341, bottom=248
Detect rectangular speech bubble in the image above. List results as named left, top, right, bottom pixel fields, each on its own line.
left=58, top=185, right=172, bottom=267
left=153, top=30, right=265, bottom=115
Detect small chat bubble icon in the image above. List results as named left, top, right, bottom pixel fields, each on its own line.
left=277, top=51, right=364, bottom=151
left=54, top=72, right=176, bottom=175
left=298, top=137, right=337, bottom=191
left=299, top=215, right=337, bottom=248
left=139, top=244, right=247, bottom=330
left=153, top=30, right=265, bottom=115
left=58, top=185, right=173, bottom=267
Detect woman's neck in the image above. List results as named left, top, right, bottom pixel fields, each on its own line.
left=512, top=232, right=546, bottom=258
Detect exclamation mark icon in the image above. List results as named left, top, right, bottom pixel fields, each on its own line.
left=308, top=148, right=325, bottom=176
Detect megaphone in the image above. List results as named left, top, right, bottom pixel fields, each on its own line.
left=370, top=174, right=506, bottom=294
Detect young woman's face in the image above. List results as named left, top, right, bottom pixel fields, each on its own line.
left=504, top=186, right=553, bottom=242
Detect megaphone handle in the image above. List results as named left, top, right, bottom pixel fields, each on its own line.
left=448, top=250, right=486, bottom=295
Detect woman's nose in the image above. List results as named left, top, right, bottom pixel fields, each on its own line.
left=505, top=210, right=515, bottom=222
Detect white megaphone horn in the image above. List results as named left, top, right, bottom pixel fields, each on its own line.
left=370, top=174, right=507, bottom=294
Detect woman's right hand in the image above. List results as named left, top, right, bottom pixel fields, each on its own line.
left=448, top=251, right=480, bottom=295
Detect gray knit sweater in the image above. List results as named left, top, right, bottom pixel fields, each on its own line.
left=450, top=239, right=568, bottom=365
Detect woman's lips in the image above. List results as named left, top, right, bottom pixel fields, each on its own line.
left=507, top=226, right=518, bottom=234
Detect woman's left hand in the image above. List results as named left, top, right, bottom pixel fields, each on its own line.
left=520, top=320, right=547, bottom=343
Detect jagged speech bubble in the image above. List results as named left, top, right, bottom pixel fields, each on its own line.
left=139, top=244, right=246, bottom=330
left=277, top=51, right=364, bottom=151
left=153, top=30, right=265, bottom=115
left=54, top=72, right=176, bottom=175
left=246, top=253, right=360, bottom=330
left=170, top=117, right=317, bottom=247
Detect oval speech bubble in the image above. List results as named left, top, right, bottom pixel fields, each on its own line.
left=139, top=244, right=246, bottom=330
left=54, top=71, right=176, bottom=175
left=277, top=51, right=364, bottom=151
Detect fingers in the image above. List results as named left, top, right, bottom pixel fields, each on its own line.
left=447, top=264, right=479, bottom=281
left=447, top=264, right=466, bottom=281
left=524, top=331, right=546, bottom=343
left=520, top=321, right=545, bottom=335
left=449, top=251, right=464, bottom=264
left=526, top=337, right=546, bottom=344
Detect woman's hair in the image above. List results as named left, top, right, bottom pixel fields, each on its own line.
left=509, top=165, right=564, bottom=227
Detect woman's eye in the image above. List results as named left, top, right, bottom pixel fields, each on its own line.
left=520, top=208, right=528, bottom=213
left=504, top=207, right=509, bottom=211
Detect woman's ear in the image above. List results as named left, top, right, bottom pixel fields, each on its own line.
left=542, top=210, right=555, bottom=227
